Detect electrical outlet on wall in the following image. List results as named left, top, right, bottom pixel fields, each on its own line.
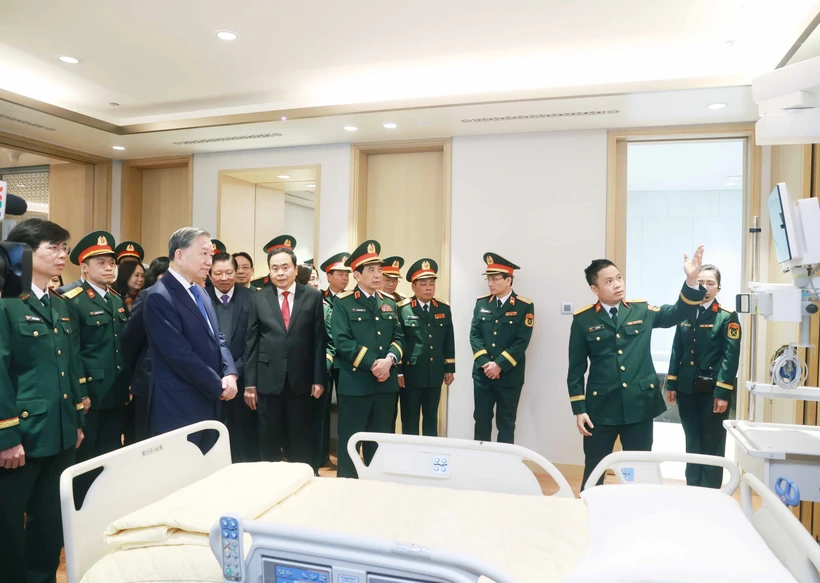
left=561, top=302, right=574, bottom=314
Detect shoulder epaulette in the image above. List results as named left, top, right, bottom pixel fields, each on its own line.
left=63, top=287, right=83, bottom=300
left=515, top=296, right=533, bottom=305
left=108, top=287, right=121, bottom=297
left=398, top=298, right=412, bottom=307
left=573, top=304, right=594, bottom=315
left=48, top=288, right=63, bottom=299
left=337, top=290, right=354, bottom=299
left=476, top=293, right=492, bottom=301
left=434, top=297, right=449, bottom=306
left=628, top=298, right=647, bottom=303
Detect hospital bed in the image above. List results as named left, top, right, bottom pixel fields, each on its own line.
left=60, top=421, right=820, bottom=583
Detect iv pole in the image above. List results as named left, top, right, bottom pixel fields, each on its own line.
left=747, top=216, right=761, bottom=421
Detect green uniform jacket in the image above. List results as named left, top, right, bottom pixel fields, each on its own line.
left=397, top=297, right=455, bottom=387
left=64, top=282, right=129, bottom=410
left=323, top=289, right=340, bottom=371
left=567, top=283, right=706, bottom=425
left=470, top=291, right=534, bottom=388
left=0, top=291, right=86, bottom=457
left=667, top=301, right=741, bottom=402
left=330, top=286, right=404, bottom=396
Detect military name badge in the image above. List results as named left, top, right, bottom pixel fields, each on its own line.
left=60, top=317, right=71, bottom=322
left=435, top=313, right=446, bottom=319
left=588, top=324, right=605, bottom=332
left=505, top=311, right=518, bottom=317
left=381, top=304, right=393, bottom=312
left=626, top=320, right=643, bottom=326
left=352, top=308, right=367, bottom=312
left=118, top=307, right=126, bottom=313
left=90, top=310, right=104, bottom=316
left=480, top=308, right=492, bottom=314
left=24, top=315, right=41, bottom=322
left=525, top=313, right=534, bottom=327
left=727, top=322, right=740, bottom=340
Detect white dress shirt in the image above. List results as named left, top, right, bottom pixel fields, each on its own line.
left=88, top=281, right=108, bottom=301
left=495, top=291, right=512, bottom=306
left=31, top=282, right=47, bottom=301
left=167, top=267, right=198, bottom=306
left=277, top=281, right=296, bottom=312
left=217, top=285, right=236, bottom=304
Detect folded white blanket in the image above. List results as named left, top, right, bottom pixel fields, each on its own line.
left=104, top=462, right=313, bottom=550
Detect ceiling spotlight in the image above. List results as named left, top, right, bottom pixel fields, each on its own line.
left=58, top=55, right=79, bottom=64
left=383, top=123, right=397, bottom=129
left=707, top=103, right=727, bottom=110
left=281, top=116, right=287, bottom=121
left=112, top=146, right=125, bottom=151
left=344, top=126, right=357, bottom=132
left=278, top=175, right=290, bottom=179
left=216, top=31, right=238, bottom=41
left=306, top=184, right=316, bottom=188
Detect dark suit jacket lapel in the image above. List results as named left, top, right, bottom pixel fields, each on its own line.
left=615, top=302, right=632, bottom=330
left=264, top=285, right=286, bottom=331
left=163, top=274, right=213, bottom=338
left=288, top=284, right=305, bottom=332
left=85, top=283, right=112, bottom=315
left=230, top=287, right=244, bottom=344
left=597, top=302, right=616, bottom=329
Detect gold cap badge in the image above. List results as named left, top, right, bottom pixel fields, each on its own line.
left=422, top=260, right=430, bottom=270
left=284, top=238, right=292, bottom=247
left=126, top=244, right=134, bottom=251
left=367, top=243, right=376, bottom=254
left=97, top=236, right=107, bottom=246
left=392, top=260, right=400, bottom=268
left=486, top=255, right=494, bottom=265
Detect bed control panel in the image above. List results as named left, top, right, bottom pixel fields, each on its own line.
left=264, top=560, right=330, bottom=583
left=219, top=515, right=245, bottom=582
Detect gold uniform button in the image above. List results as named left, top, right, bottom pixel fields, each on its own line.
left=54, top=328, right=59, bottom=334
left=430, top=346, right=434, bottom=349
left=493, top=331, right=497, bottom=336
left=651, top=384, right=655, bottom=389
left=63, top=393, right=68, bottom=399
left=429, top=334, right=433, bottom=338
left=593, top=391, right=598, bottom=396
left=87, top=377, right=93, bottom=381
left=622, top=383, right=627, bottom=388
left=33, top=331, right=39, bottom=337
left=57, top=350, right=62, bottom=356
left=117, top=365, right=121, bottom=370
left=620, top=366, right=625, bottom=371
left=495, top=320, right=498, bottom=324
left=96, top=321, right=100, bottom=326
left=375, top=317, right=380, bottom=321
left=358, top=317, right=362, bottom=321
left=430, top=357, right=434, bottom=361
left=492, top=343, right=496, bottom=347
left=22, top=412, right=29, bottom=419
left=377, top=331, right=381, bottom=335
left=352, top=367, right=357, bottom=372
left=379, top=347, right=383, bottom=351
left=616, top=334, right=621, bottom=339
left=635, top=330, right=639, bottom=334
left=596, top=336, right=600, bottom=341
left=61, top=372, right=65, bottom=377
left=690, top=361, right=695, bottom=365
left=618, top=350, right=623, bottom=355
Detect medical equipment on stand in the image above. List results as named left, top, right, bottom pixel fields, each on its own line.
left=736, top=182, right=820, bottom=404
left=208, top=515, right=520, bottom=583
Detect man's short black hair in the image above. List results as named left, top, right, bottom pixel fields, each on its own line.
left=355, top=262, right=381, bottom=274
left=6, top=218, right=70, bottom=250
left=296, top=264, right=311, bottom=285
left=584, top=259, right=617, bottom=286
left=211, top=252, right=237, bottom=272
left=267, top=247, right=297, bottom=267
left=232, top=251, right=253, bottom=269
left=700, top=264, right=722, bottom=287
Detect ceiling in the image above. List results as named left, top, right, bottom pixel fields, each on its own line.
left=0, top=0, right=818, bottom=158
left=627, top=140, right=744, bottom=191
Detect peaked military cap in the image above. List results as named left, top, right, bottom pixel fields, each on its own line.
left=345, top=240, right=381, bottom=270
left=70, top=230, right=116, bottom=265
left=483, top=252, right=520, bottom=276
left=263, top=235, right=296, bottom=254
left=407, top=258, right=438, bottom=282
left=304, top=258, right=314, bottom=267
left=114, top=241, right=144, bottom=264
left=381, top=256, right=405, bottom=279
left=321, top=252, right=352, bottom=273
left=211, top=239, right=227, bottom=254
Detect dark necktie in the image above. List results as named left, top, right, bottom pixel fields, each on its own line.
left=190, top=285, right=214, bottom=336
left=696, top=306, right=704, bottom=320
left=281, top=291, right=291, bottom=329
left=423, top=304, right=429, bottom=313
left=609, top=306, right=618, bottom=321
left=497, top=299, right=503, bottom=309
left=41, top=294, right=51, bottom=309
left=221, top=294, right=230, bottom=307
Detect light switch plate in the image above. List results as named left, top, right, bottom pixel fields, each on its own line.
left=561, top=302, right=574, bottom=314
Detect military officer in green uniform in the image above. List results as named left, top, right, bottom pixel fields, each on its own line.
left=0, top=218, right=87, bottom=583
left=397, top=258, right=455, bottom=436
left=380, top=256, right=405, bottom=302
left=115, top=240, right=145, bottom=265
left=250, top=235, right=296, bottom=288
left=63, top=231, right=130, bottom=464
left=470, top=253, right=534, bottom=444
left=314, top=252, right=351, bottom=467
left=667, top=264, right=741, bottom=489
left=568, top=246, right=705, bottom=489
left=330, top=240, right=404, bottom=478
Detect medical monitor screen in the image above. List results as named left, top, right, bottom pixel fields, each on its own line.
left=768, top=185, right=793, bottom=264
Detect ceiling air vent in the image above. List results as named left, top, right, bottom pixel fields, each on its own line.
left=0, top=114, right=56, bottom=131
left=461, top=110, right=619, bottom=123
left=172, top=132, right=282, bottom=145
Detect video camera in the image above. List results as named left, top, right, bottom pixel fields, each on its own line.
left=0, top=180, right=33, bottom=298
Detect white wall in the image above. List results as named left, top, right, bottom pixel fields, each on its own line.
left=284, top=201, right=316, bottom=264
left=192, top=144, right=350, bottom=263
left=450, top=130, right=608, bottom=465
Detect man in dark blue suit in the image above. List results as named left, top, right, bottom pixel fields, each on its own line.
left=207, top=252, right=259, bottom=462
left=143, top=228, right=238, bottom=444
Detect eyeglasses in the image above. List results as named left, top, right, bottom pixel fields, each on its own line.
left=42, top=243, right=70, bottom=255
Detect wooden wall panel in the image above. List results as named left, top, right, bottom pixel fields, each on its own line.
left=120, top=164, right=143, bottom=243
left=93, top=162, right=112, bottom=231
left=49, top=162, right=94, bottom=282
left=140, top=166, right=190, bottom=263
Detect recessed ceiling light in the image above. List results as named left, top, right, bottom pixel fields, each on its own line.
left=707, top=103, right=727, bottom=110
left=277, top=175, right=290, bottom=179
left=57, top=55, right=79, bottom=64
left=306, top=184, right=316, bottom=188
left=281, top=116, right=287, bottom=121
left=112, top=146, right=125, bottom=151
left=383, top=123, right=397, bottom=129
left=216, top=31, right=238, bottom=41
left=344, top=126, right=357, bottom=132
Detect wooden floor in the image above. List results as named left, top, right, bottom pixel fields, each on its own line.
left=56, top=456, right=757, bottom=582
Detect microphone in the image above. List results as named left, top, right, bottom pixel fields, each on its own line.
left=0, top=180, right=28, bottom=220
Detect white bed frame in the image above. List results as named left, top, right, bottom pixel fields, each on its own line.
left=60, top=421, right=231, bottom=583
left=348, top=431, right=574, bottom=497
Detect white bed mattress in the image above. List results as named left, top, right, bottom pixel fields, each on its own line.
left=83, top=462, right=589, bottom=583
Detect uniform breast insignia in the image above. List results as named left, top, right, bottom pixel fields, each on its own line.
left=63, top=287, right=83, bottom=299
left=24, top=315, right=41, bottom=322
left=648, top=305, right=660, bottom=312
left=352, top=308, right=367, bottom=312
left=480, top=308, right=492, bottom=314
left=380, top=304, right=393, bottom=312
left=681, top=322, right=692, bottom=327
left=727, top=322, right=741, bottom=340
left=699, top=324, right=714, bottom=328
left=505, top=311, right=518, bottom=317
left=60, top=317, right=71, bottom=322
left=89, top=310, right=105, bottom=316
left=405, top=315, right=419, bottom=320
left=525, top=313, right=534, bottom=328
left=435, top=313, right=446, bottom=319
left=86, top=288, right=96, bottom=299
left=117, top=307, right=126, bottom=313
left=588, top=324, right=604, bottom=332
left=626, top=320, right=643, bottom=326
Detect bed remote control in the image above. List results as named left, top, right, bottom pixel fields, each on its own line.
left=219, top=515, right=244, bottom=582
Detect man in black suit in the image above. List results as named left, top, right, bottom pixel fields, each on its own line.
left=244, top=236, right=326, bottom=468
left=207, top=252, right=259, bottom=463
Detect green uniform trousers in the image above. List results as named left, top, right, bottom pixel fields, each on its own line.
left=400, top=385, right=442, bottom=437
left=677, top=391, right=729, bottom=489
left=0, top=446, right=75, bottom=583
left=582, top=419, right=654, bottom=490
left=473, top=380, right=522, bottom=444
left=337, top=393, right=395, bottom=479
